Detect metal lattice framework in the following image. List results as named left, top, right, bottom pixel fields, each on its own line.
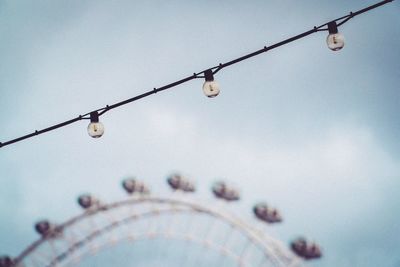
left=10, top=195, right=303, bottom=267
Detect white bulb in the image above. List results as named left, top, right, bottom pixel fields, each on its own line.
left=202, top=81, right=220, bottom=98
left=87, top=122, right=104, bottom=138
left=326, top=33, right=345, bottom=51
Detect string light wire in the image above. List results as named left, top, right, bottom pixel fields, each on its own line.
left=0, top=0, right=394, bottom=149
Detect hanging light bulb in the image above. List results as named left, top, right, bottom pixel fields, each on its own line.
left=87, top=111, right=104, bottom=138
left=202, top=69, right=220, bottom=98
left=326, top=21, right=344, bottom=51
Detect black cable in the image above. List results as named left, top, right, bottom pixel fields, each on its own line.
left=0, top=0, right=394, bottom=149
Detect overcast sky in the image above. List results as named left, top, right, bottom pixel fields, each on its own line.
left=1, top=1, right=399, bottom=266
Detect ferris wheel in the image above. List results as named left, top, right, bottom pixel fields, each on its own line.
left=0, top=174, right=322, bottom=267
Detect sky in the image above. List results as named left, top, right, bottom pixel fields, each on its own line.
left=0, top=0, right=399, bottom=266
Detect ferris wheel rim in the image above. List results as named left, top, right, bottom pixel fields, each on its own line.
left=14, top=195, right=300, bottom=267
left=48, top=229, right=252, bottom=267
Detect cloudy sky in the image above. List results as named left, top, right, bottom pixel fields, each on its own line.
left=1, top=0, right=399, bottom=266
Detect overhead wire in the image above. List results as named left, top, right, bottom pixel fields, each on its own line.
left=0, top=0, right=394, bottom=149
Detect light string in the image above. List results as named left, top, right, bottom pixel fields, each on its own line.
left=0, top=0, right=394, bottom=148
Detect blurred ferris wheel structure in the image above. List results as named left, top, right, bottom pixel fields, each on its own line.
left=0, top=174, right=321, bottom=267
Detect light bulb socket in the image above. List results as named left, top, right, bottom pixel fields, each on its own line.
left=90, top=111, right=99, bottom=123
left=327, top=21, right=338, bottom=34
left=204, top=69, right=214, bottom=82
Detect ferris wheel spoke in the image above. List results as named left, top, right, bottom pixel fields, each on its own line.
left=27, top=254, right=45, bottom=267
left=45, top=239, right=61, bottom=264
left=182, top=212, right=195, bottom=237
left=146, top=215, right=157, bottom=238
left=64, top=226, right=91, bottom=255
left=258, top=253, right=269, bottom=267
left=66, top=253, right=82, bottom=267
left=102, top=212, right=120, bottom=246
left=220, top=224, right=234, bottom=248
left=238, top=237, right=251, bottom=262
left=202, top=217, right=217, bottom=241
left=164, top=209, right=176, bottom=237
